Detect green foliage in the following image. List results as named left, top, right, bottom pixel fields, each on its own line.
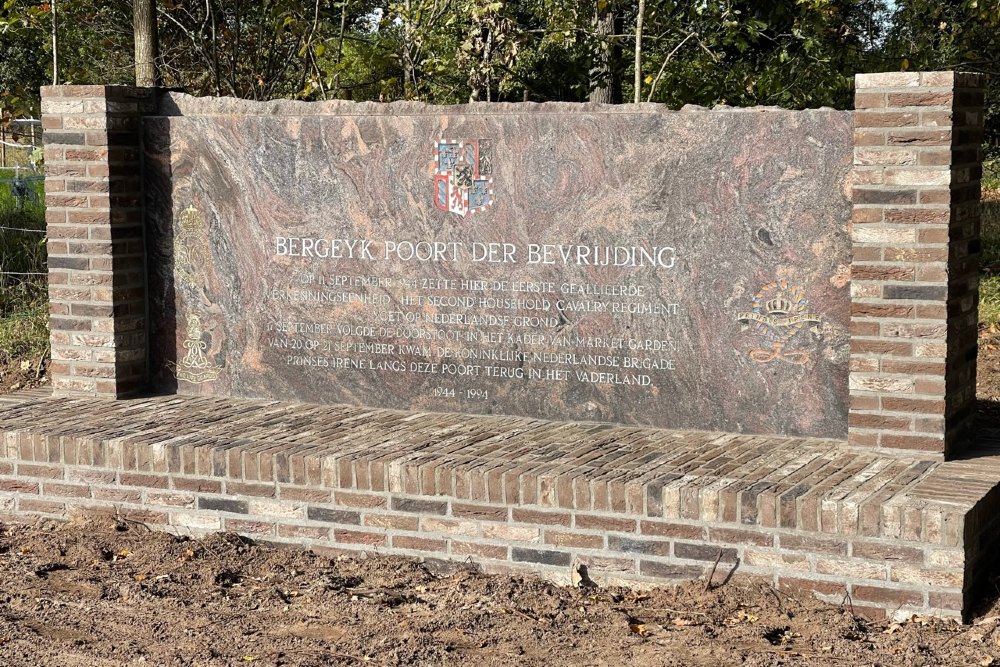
left=883, top=0, right=1000, bottom=156
left=0, top=170, right=47, bottom=367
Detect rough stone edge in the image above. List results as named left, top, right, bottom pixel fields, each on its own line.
left=156, top=92, right=848, bottom=118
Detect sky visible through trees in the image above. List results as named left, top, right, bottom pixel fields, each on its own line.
left=0, top=1, right=997, bottom=152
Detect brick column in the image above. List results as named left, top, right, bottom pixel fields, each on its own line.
left=850, top=72, right=985, bottom=458
left=42, top=86, right=155, bottom=397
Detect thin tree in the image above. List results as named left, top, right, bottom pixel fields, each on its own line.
left=133, top=0, right=160, bottom=87
left=633, top=0, right=644, bottom=103
left=51, top=0, right=58, bottom=85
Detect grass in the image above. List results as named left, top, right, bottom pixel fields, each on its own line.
left=0, top=167, right=48, bottom=369
left=980, top=159, right=1000, bottom=327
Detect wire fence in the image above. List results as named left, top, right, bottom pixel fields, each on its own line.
left=0, top=124, right=47, bottom=287
left=0, top=118, right=43, bottom=170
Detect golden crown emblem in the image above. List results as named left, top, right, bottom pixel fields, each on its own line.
left=179, top=205, right=202, bottom=232
left=765, top=296, right=793, bottom=316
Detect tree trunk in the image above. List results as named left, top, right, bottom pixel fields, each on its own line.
left=633, top=0, right=644, bottom=103
left=51, top=0, right=58, bottom=85
left=589, top=2, right=621, bottom=103
left=133, top=0, right=161, bottom=87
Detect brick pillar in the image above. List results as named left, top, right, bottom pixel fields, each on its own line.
left=850, top=72, right=985, bottom=458
left=41, top=86, right=155, bottom=397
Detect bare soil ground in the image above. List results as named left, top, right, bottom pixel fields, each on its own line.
left=0, top=516, right=998, bottom=667
left=2, top=325, right=1000, bottom=666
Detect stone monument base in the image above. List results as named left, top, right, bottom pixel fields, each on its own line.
left=2, top=388, right=999, bottom=621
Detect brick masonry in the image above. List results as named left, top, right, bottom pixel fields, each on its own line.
left=42, top=85, right=155, bottom=397
left=2, top=390, right=1000, bottom=622
left=24, top=73, right=998, bottom=622
left=850, top=72, right=986, bottom=458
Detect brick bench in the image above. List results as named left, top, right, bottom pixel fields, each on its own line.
left=3, top=389, right=999, bottom=621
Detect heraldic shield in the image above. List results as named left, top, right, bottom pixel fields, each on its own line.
left=433, top=139, right=495, bottom=217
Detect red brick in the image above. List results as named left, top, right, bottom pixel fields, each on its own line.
left=334, top=529, right=387, bottom=547
left=511, top=508, right=571, bottom=526
left=392, top=535, right=447, bottom=552
left=452, top=541, right=509, bottom=560
left=120, top=473, right=169, bottom=489
left=0, top=479, right=40, bottom=494
left=17, top=464, right=64, bottom=480
left=639, top=520, right=705, bottom=540
left=576, top=514, right=636, bottom=533
left=171, top=477, right=223, bottom=493
left=334, top=491, right=387, bottom=509
left=225, top=481, right=276, bottom=498
left=452, top=502, right=507, bottom=521
left=851, top=265, right=914, bottom=281
left=887, top=92, right=953, bottom=107
left=880, top=397, right=945, bottom=414
left=851, top=541, right=923, bottom=563
left=928, top=591, right=963, bottom=611
left=279, top=487, right=332, bottom=503
left=779, top=534, right=848, bottom=555
left=848, top=414, right=912, bottom=431
left=18, top=499, right=66, bottom=514
left=117, top=508, right=169, bottom=525
left=363, top=513, right=419, bottom=531
left=92, top=487, right=141, bottom=503
left=852, top=585, right=922, bottom=607
left=710, top=525, right=781, bottom=548
left=277, top=524, right=331, bottom=540
left=544, top=531, right=605, bottom=549
left=879, top=434, right=943, bottom=452
left=145, top=492, right=195, bottom=507
left=225, top=519, right=276, bottom=535
left=42, top=483, right=91, bottom=498
left=777, top=577, right=845, bottom=597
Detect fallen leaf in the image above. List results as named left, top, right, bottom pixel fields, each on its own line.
left=884, top=623, right=902, bottom=635
left=672, top=617, right=698, bottom=627
left=629, top=623, right=649, bottom=637
left=725, top=609, right=759, bottom=625
left=134, top=574, right=146, bottom=582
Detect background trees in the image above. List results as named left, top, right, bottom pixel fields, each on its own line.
left=0, top=0, right=996, bottom=152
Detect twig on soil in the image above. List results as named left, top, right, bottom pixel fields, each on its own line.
left=112, top=510, right=154, bottom=533
left=762, top=584, right=783, bottom=611
left=705, top=548, right=724, bottom=590
left=616, top=606, right=709, bottom=617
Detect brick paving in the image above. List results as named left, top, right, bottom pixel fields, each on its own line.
left=3, top=388, right=1000, bottom=620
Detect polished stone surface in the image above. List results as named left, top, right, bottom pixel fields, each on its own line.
left=144, top=96, right=852, bottom=437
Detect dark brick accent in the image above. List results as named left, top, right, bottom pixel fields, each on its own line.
left=674, top=542, right=738, bottom=562
left=511, top=548, right=572, bottom=567
left=197, top=496, right=248, bottom=514
left=391, top=497, right=448, bottom=515
left=306, top=507, right=361, bottom=525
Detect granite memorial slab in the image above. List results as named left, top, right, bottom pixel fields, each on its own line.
left=144, top=99, right=852, bottom=438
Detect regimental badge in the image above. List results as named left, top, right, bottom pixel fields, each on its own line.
left=176, top=313, right=220, bottom=383
left=433, top=139, right=495, bottom=217
left=170, top=205, right=223, bottom=384
left=736, top=280, right=822, bottom=365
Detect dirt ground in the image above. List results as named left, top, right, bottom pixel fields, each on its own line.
left=2, top=325, right=1000, bottom=666
left=0, top=359, right=46, bottom=397
left=0, top=516, right=997, bottom=667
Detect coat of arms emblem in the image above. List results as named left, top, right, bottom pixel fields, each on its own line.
left=433, top=139, right=494, bottom=217
left=736, top=280, right=822, bottom=365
